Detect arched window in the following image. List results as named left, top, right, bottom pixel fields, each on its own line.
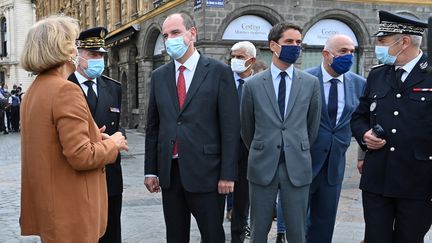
left=0, top=17, right=7, bottom=57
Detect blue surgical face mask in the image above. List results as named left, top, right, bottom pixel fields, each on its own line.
left=165, top=33, right=190, bottom=60
left=275, top=44, right=301, bottom=64
left=374, top=38, right=403, bottom=65
left=82, top=58, right=105, bottom=78
left=329, top=53, right=354, bottom=74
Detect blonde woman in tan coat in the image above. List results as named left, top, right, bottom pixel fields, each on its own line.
left=19, top=16, right=128, bottom=243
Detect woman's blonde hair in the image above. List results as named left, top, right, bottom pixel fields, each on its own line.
left=20, top=15, right=80, bottom=74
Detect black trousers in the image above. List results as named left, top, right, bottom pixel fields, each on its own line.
left=99, top=194, right=122, bottom=243
left=162, top=159, right=226, bottom=243
left=231, top=142, right=249, bottom=243
left=362, top=191, right=432, bottom=243
left=10, top=106, right=19, bottom=132
left=0, top=110, right=6, bottom=132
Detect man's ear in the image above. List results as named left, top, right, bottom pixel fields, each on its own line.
left=248, top=57, right=257, bottom=66
left=269, top=40, right=279, bottom=53
left=190, top=27, right=197, bottom=42
left=402, top=35, right=411, bottom=48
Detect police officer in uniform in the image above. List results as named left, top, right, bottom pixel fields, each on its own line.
left=68, top=27, right=124, bottom=243
left=351, top=11, right=432, bottom=243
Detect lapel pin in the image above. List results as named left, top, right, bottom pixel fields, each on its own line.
left=419, top=61, right=428, bottom=70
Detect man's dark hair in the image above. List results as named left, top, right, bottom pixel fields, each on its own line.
left=180, top=13, right=195, bottom=30
left=268, top=22, right=302, bottom=44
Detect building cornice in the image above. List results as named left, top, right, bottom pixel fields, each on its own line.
left=106, top=0, right=188, bottom=39
left=337, top=0, right=432, bottom=5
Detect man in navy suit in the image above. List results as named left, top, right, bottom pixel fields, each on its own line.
left=305, top=34, right=365, bottom=243
left=229, top=41, right=256, bottom=243
left=144, top=13, right=239, bottom=243
left=351, top=11, right=432, bottom=243
left=68, top=27, right=124, bottom=243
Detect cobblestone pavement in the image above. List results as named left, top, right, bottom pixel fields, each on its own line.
left=0, top=130, right=431, bottom=242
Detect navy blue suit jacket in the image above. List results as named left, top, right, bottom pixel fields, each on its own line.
left=145, top=55, right=240, bottom=193
left=351, top=54, right=432, bottom=199
left=306, top=66, right=365, bottom=185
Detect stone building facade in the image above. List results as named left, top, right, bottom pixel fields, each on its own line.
left=0, top=0, right=35, bottom=91
left=35, top=0, right=432, bottom=129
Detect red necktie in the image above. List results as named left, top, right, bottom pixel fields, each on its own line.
left=173, top=65, right=186, bottom=156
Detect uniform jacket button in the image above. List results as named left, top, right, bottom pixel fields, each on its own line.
left=390, top=147, right=395, bottom=152
left=393, top=111, right=399, bottom=116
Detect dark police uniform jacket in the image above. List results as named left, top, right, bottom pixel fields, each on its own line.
left=351, top=53, right=432, bottom=200
left=69, top=74, right=123, bottom=197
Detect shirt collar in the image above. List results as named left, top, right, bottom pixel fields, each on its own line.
left=233, top=70, right=253, bottom=82
left=321, top=63, right=344, bottom=84
left=270, top=62, right=294, bottom=80
left=74, top=71, right=97, bottom=85
left=397, top=50, right=423, bottom=74
left=174, top=49, right=200, bottom=72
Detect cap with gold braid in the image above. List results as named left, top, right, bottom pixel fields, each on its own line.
left=77, top=27, right=108, bottom=53
left=373, top=10, right=427, bottom=37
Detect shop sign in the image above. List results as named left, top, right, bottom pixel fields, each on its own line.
left=222, top=15, right=272, bottom=41
left=303, top=19, right=358, bottom=46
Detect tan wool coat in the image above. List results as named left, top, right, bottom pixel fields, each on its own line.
left=20, top=72, right=119, bottom=243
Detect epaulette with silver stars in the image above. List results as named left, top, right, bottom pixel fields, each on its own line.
left=102, top=75, right=121, bottom=85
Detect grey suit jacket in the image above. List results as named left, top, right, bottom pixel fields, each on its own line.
left=240, top=68, right=322, bottom=187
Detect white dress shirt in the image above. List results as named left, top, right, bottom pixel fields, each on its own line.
left=74, top=71, right=98, bottom=97
left=233, top=71, right=253, bottom=89
left=396, top=50, right=423, bottom=82
left=174, top=49, right=200, bottom=92
left=270, top=63, right=293, bottom=116
left=321, top=64, right=345, bottom=124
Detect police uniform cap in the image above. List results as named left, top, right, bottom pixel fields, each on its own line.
left=77, top=27, right=108, bottom=53
left=373, top=10, right=427, bottom=37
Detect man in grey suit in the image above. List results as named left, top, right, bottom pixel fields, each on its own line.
left=144, top=13, right=240, bottom=243
left=240, top=22, right=321, bottom=243
left=304, top=34, right=365, bottom=243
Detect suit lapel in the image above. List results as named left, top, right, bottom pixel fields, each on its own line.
left=385, top=66, right=399, bottom=91
left=284, top=68, right=301, bottom=120
left=336, top=73, right=354, bottom=129
left=316, top=69, right=333, bottom=129
left=69, top=73, right=96, bottom=116
left=262, top=70, right=282, bottom=120
left=401, top=54, right=429, bottom=92
left=94, top=77, right=107, bottom=119
left=180, top=56, right=209, bottom=114
left=165, top=61, right=179, bottom=113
